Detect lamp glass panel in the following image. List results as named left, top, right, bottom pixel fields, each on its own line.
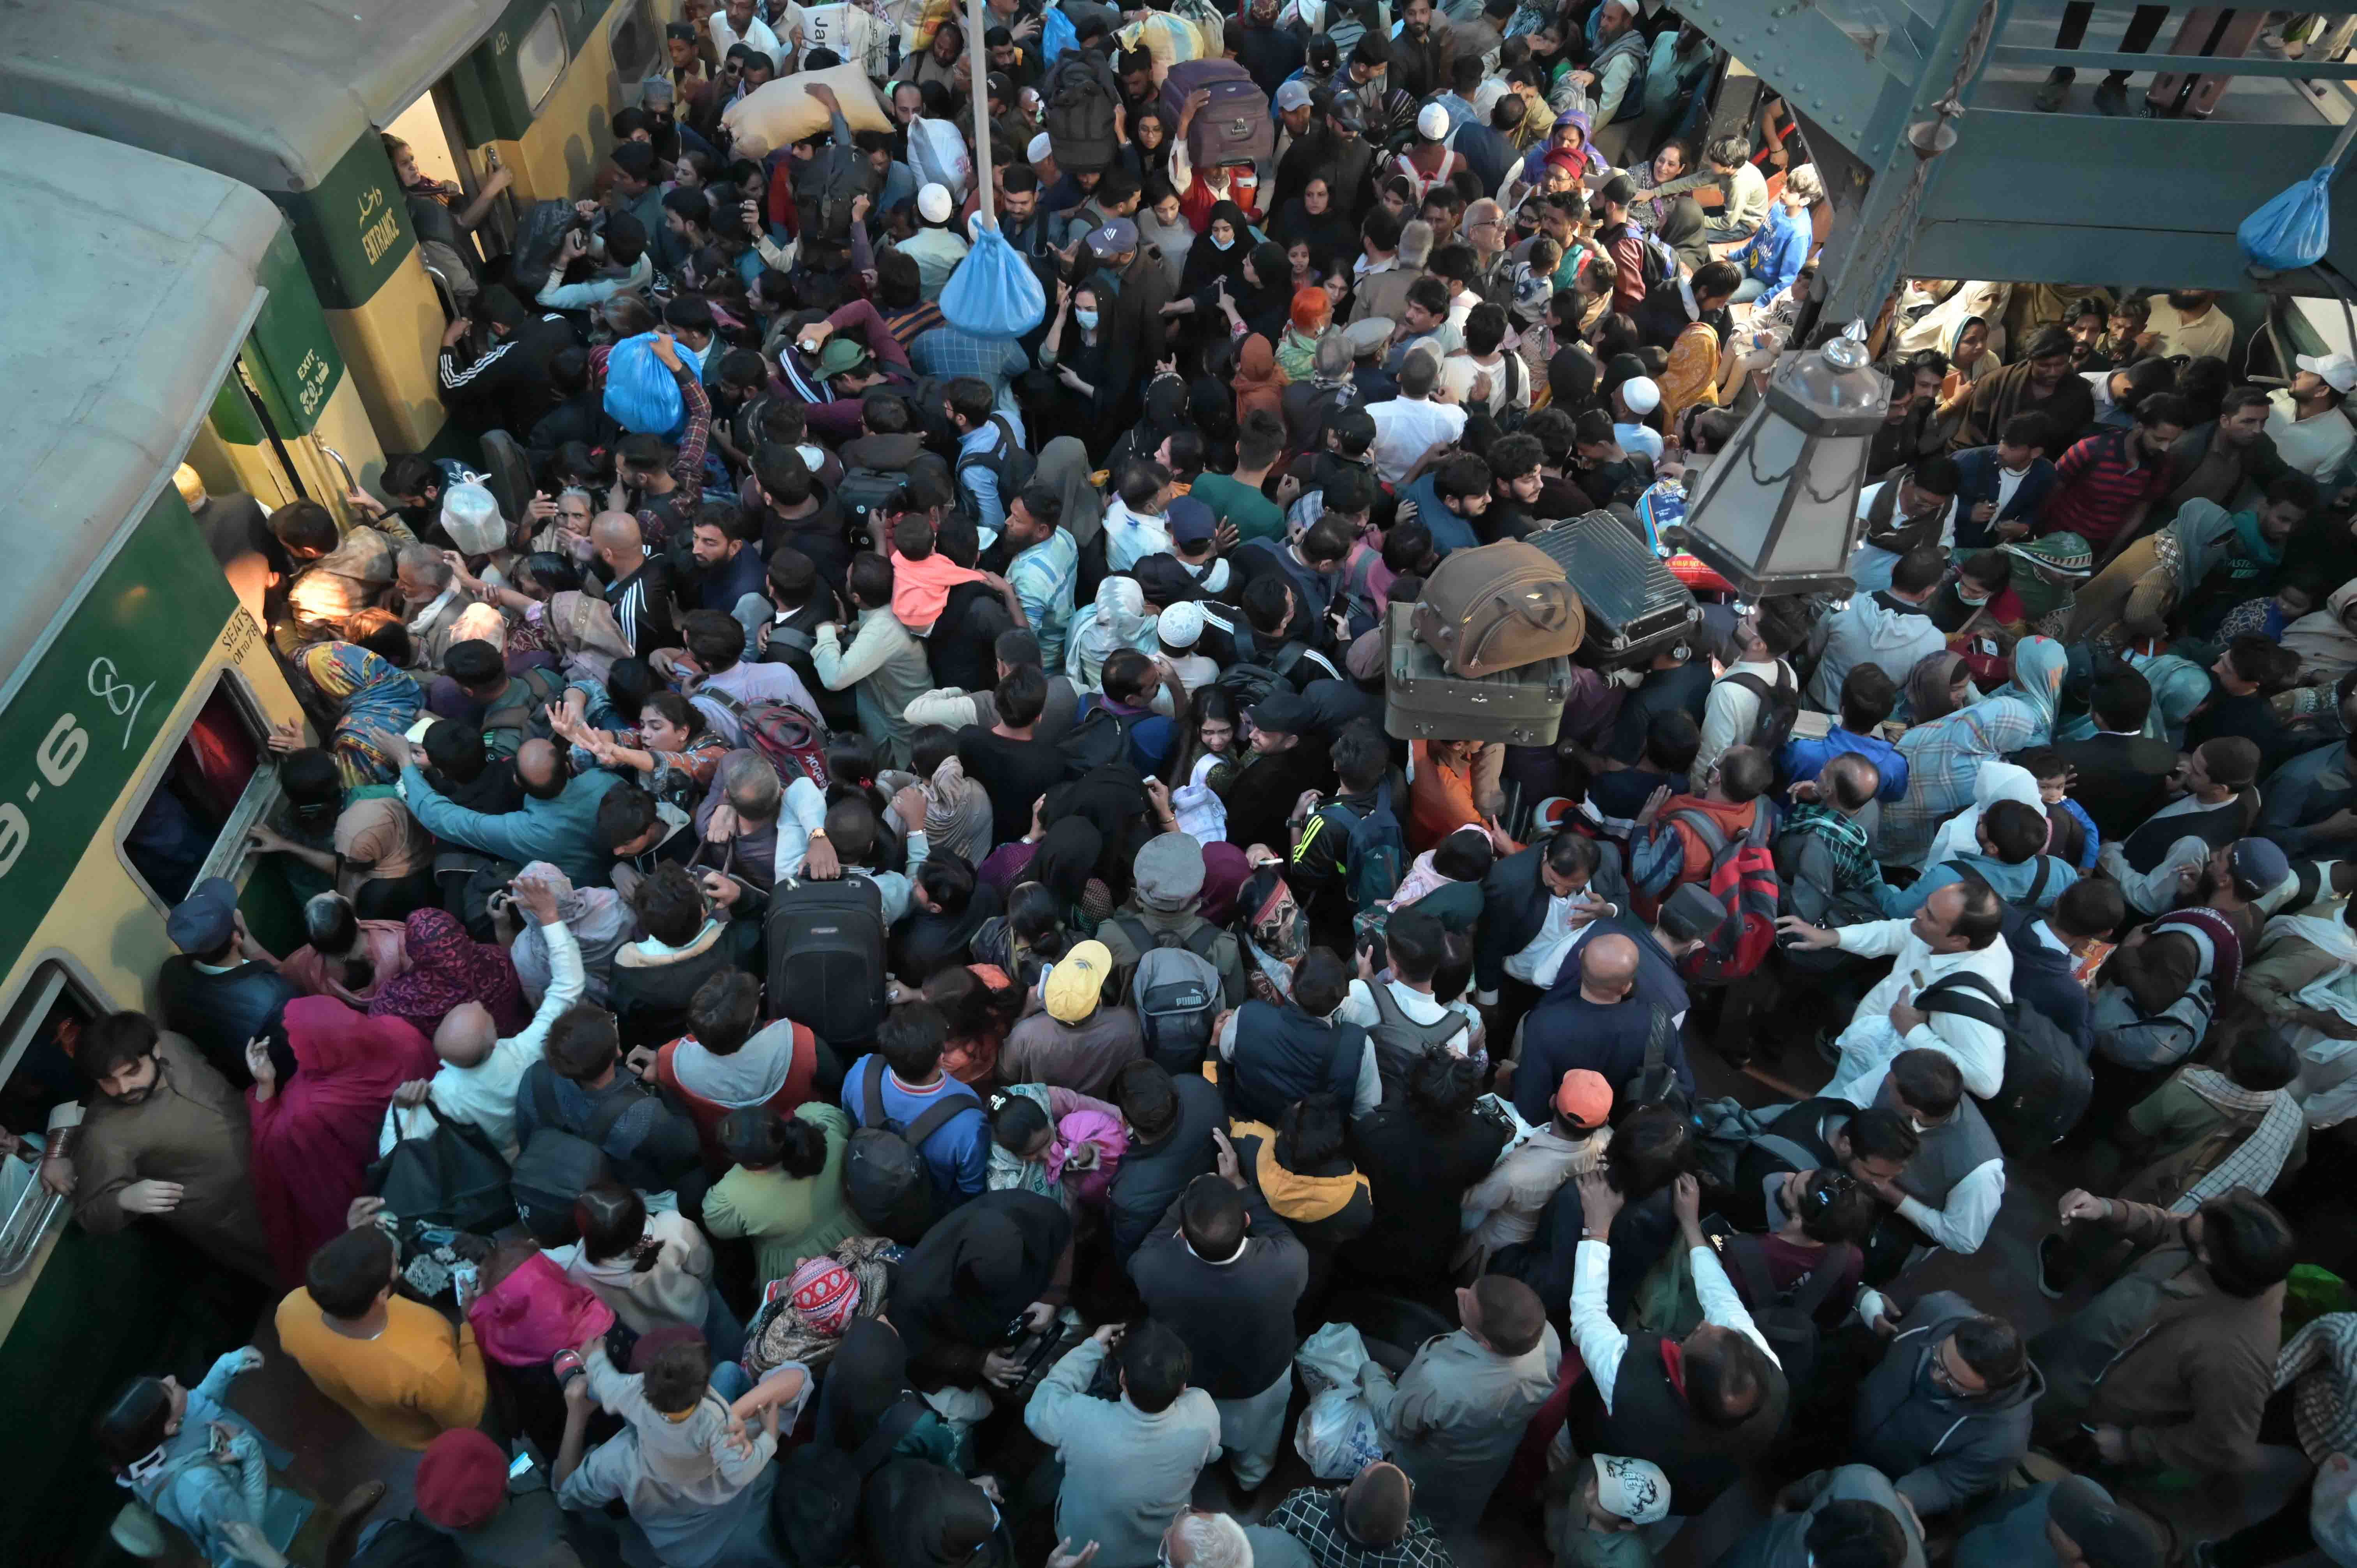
left=1763, top=432, right=1870, bottom=574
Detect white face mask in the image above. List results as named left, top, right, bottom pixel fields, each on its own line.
left=1074, top=308, right=1099, bottom=330
left=1211, top=232, right=1235, bottom=251
left=1955, top=587, right=1991, bottom=607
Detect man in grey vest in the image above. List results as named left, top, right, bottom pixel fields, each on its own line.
left=1855, top=1049, right=2005, bottom=1262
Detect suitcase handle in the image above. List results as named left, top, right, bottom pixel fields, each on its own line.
left=1464, top=585, right=1574, bottom=673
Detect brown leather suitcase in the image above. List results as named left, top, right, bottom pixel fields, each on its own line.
left=1409, top=541, right=1587, bottom=678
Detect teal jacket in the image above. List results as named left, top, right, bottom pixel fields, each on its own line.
left=402, top=763, right=624, bottom=887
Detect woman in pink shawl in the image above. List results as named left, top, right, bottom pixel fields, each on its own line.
left=367, top=909, right=528, bottom=1038
left=247, top=998, right=438, bottom=1283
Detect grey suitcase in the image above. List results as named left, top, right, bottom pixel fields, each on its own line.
left=1383, top=603, right=1571, bottom=746
left=1524, top=510, right=1700, bottom=667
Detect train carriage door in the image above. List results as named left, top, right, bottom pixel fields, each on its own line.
left=385, top=83, right=520, bottom=287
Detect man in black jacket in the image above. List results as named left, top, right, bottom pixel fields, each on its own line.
left=1107, top=1059, right=1226, bottom=1264
left=1473, top=833, right=1632, bottom=1045
left=2002, top=877, right=2124, bottom=1058
left=2052, top=669, right=2180, bottom=841
left=155, top=878, right=295, bottom=1088
left=1131, top=1140, right=1309, bottom=1494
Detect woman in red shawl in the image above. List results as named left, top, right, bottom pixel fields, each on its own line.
left=368, top=908, right=528, bottom=1039
left=247, top=999, right=438, bottom=1283
left=1233, top=334, right=1289, bottom=430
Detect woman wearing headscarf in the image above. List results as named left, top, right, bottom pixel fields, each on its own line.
left=1880, top=636, right=2067, bottom=867
left=277, top=890, right=410, bottom=1008
left=1917, top=758, right=2046, bottom=877
left=1904, top=649, right=1973, bottom=726
left=863, top=1459, right=1002, bottom=1568
left=1108, top=375, right=1194, bottom=479
left=979, top=817, right=1113, bottom=936
left=1064, top=576, right=1159, bottom=693
left=1033, top=436, right=1104, bottom=553
left=1268, top=175, right=1356, bottom=260
left=1997, top=531, right=2095, bottom=639
left=891, top=1188, right=1073, bottom=1391
left=1653, top=195, right=1713, bottom=274
left=1177, top=200, right=1255, bottom=297
left=248, top=996, right=438, bottom=1283
left=368, top=907, right=529, bottom=1039
left=1234, top=332, right=1291, bottom=428
left=1121, top=103, right=1180, bottom=188
left=292, top=641, right=422, bottom=789
left=1274, top=288, right=1331, bottom=383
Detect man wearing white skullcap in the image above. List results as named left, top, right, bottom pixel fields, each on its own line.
left=901, top=182, right=970, bottom=301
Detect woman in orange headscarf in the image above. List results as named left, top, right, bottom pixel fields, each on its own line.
left=1275, top=287, right=1331, bottom=382
left=1233, top=333, right=1290, bottom=430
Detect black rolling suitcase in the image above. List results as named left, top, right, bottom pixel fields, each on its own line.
left=1524, top=511, right=1700, bottom=667
left=1382, top=604, right=1572, bottom=747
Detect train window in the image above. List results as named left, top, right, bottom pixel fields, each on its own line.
left=518, top=6, right=569, bottom=112
left=610, top=0, right=659, bottom=81
left=0, top=963, right=98, bottom=1283
left=117, top=674, right=276, bottom=916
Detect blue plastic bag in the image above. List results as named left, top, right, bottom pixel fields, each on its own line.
left=940, top=224, right=1046, bottom=341
left=1040, top=4, right=1076, bottom=65
left=2240, top=166, right=2334, bottom=272
left=603, top=332, right=685, bottom=436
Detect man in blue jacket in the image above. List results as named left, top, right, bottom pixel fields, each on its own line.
left=1951, top=414, right=2060, bottom=553
left=386, top=729, right=623, bottom=888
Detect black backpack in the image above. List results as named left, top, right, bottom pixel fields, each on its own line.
left=794, top=143, right=876, bottom=246
left=955, top=414, right=1037, bottom=514
left=368, top=1095, right=515, bottom=1236
left=843, top=1054, right=979, bottom=1242
left=1721, top=1233, right=1855, bottom=1392
left=1620, top=1006, right=1689, bottom=1118
left=837, top=467, right=904, bottom=546
left=1060, top=696, right=1141, bottom=778
left=1044, top=51, right=1122, bottom=173
left=510, top=1071, right=640, bottom=1242
left=766, top=875, right=890, bottom=1051
left=1917, top=970, right=2092, bottom=1151
left=1723, top=667, right=1802, bottom=758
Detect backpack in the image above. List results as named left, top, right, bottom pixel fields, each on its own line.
left=480, top=665, right=565, bottom=758
left=1620, top=1005, right=1688, bottom=1117
left=844, top=1054, right=979, bottom=1242
left=1116, top=917, right=1224, bottom=1072
left=1690, top=1095, right=1772, bottom=1186
left=510, top=1072, right=641, bottom=1242
left=1917, top=971, right=2093, bottom=1151
left=348, top=1518, right=464, bottom=1568
left=1721, top=1233, right=1856, bottom=1391
left=369, top=1096, right=516, bottom=1236
left=838, top=466, right=904, bottom=544
left=955, top=413, right=1036, bottom=514
left=697, top=687, right=833, bottom=789
left=794, top=143, right=876, bottom=247
left=509, top=199, right=588, bottom=302
left=1060, top=695, right=1141, bottom=778
left=1658, top=808, right=1781, bottom=984
left=765, top=876, right=889, bottom=1051
left=1723, top=667, right=1801, bottom=757
left=1217, top=643, right=1312, bottom=713
left=1363, top=979, right=1473, bottom=1087
left=1044, top=50, right=1122, bottom=173
left=1311, top=781, right=1407, bottom=911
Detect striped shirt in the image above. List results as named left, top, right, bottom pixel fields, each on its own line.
left=2039, top=426, right=2175, bottom=551
left=2278, top=1313, right=2357, bottom=1464
left=1006, top=526, right=1081, bottom=671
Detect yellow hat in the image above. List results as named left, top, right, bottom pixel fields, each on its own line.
left=1042, top=941, right=1112, bottom=1024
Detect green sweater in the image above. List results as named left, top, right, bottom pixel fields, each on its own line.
left=700, top=1102, right=867, bottom=1288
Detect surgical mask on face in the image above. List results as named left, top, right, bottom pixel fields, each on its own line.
left=1074, top=308, right=1099, bottom=330
left=1210, top=232, right=1235, bottom=250
left=1956, top=587, right=1991, bottom=606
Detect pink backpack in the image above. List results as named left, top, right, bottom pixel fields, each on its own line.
left=468, top=1249, right=616, bottom=1367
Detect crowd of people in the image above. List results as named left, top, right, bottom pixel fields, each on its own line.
left=26, top=0, right=2357, bottom=1567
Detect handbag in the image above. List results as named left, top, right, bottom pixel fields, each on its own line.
left=466, top=1247, right=617, bottom=1368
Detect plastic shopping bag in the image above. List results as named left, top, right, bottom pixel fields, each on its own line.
left=1295, top=1389, right=1387, bottom=1480
left=1295, top=1321, right=1373, bottom=1394
left=940, top=224, right=1046, bottom=341
left=603, top=332, right=686, bottom=437
left=2240, top=167, right=2335, bottom=272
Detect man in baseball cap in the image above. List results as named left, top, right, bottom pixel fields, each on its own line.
left=1274, top=78, right=1316, bottom=145
left=1085, top=214, right=1140, bottom=264
left=162, top=877, right=296, bottom=1081
left=1007, top=939, right=1143, bottom=1095
left=2270, top=351, right=2357, bottom=480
